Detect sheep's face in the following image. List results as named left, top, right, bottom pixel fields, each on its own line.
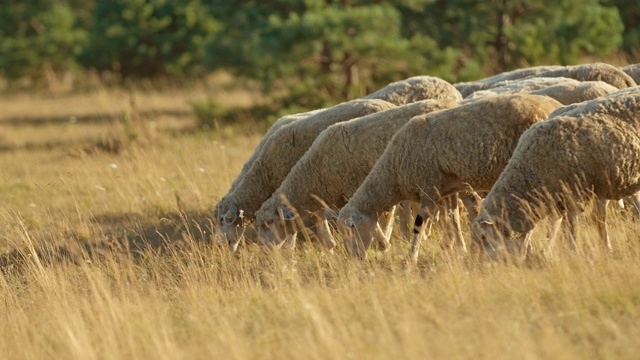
left=256, top=204, right=297, bottom=248
left=213, top=202, right=244, bottom=251
left=338, top=206, right=381, bottom=259
left=471, top=214, right=522, bottom=259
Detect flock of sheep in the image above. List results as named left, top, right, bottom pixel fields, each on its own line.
left=213, top=62, right=640, bottom=262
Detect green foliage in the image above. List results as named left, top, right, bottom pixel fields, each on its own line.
left=207, top=1, right=425, bottom=109
left=606, top=0, right=640, bottom=54
left=81, top=0, right=218, bottom=77
left=0, top=0, right=637, bottom=97
left=0, top=2, right=87, bottom=79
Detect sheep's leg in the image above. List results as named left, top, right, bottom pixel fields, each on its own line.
left=563, top=210, right=578, bottom=252
left=440, top=194, right=466, bottom=252
left=396, top=201, right=415, bottom=241
left=592, top=199, right=612, bottom=252
left=449, top=194, right=466, bottom=251
left=626, top=192, right=640, bottom=217
left=459, top=191, right=482, bottom=224
left=374, top=206, right=396, bottom=252
left=545, top=214, right=564, bottom=255
left=408, top=205, right=438, bottom=264
left=522, top=230, right=533, bottom=256
left=317, top=217, right=336, bottom=252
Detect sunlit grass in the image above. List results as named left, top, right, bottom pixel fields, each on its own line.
left=2, top=87, right=640, bottom=359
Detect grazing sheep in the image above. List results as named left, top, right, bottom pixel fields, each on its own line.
left=455, top=62, right=636, bottom=98
left=214, top=76, right=463, bottom=250
left=466, top=77, right=581, bottom=100
left=531, top=81, right=618, bottom=105
left=454, top=65, right=563, bottom=97
left=621, top=64, right=640, bottom=85
left=467, top=77, right=618, bottom=105
left=530, top=62, right=636, bottom=89
left=254, top=99, right=460, bottom=250
left=363, top=76, right=463, bottom=104
left=472, top=91, right=640, bottom=257
left=337, top=94, right=563, bottom=261
left=214, top=99, right=396, bottom=249
left=225, top=109, right=324, bottom=192
left=212, top=109, right=323, bottom=248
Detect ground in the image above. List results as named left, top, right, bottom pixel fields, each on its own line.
left=2, top=82, right=640, bottom=359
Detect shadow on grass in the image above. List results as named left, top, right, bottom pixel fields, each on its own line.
left=0, top=109, right=192, bottom=127
left=0, top=210, right=216, bottom=273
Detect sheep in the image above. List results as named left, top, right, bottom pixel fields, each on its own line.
left=465, top=77, right=582, bottom=101
left=337, top=94, right=564, bottom=261
left=529, top=62, right=636, bottom=89
left=213, top=99, right=396, bottom=249
left=471, top=90, right=640, bottom=258
left=454, top=65, right=563, bottom=97
left=455, top=62, right=636, bottom=98
left=225, top=109, right=325, bottom=192
left=467, top=77, right=618, bottom=105
left=621, top=64, right=640, bottom=85
left=212, top=109, right=324, bottom=248
left=464, top=78, right=619, bottom=247
left=253, top=99, right=461, bottom=251
left=363, top=76, right=463, bottom=105
left=214, top=75, right=462, bottom=250
left=530, top=81, right=619, bottom=105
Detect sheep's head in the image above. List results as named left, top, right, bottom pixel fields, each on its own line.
left=255, top=197, right=298, bottom=248
left=213, top=201, right=245, bottom=251
left=337, top=205, right=384, bottom=259
left=471, top=213, right=523, bottom=260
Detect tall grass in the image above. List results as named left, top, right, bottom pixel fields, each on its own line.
left=2, top=87, right=640, bottom=359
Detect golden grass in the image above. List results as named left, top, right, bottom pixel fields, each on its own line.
left=2, top=88, right=640, bottom=359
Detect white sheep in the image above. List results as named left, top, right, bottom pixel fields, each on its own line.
left=456, top=62, right=636, bottom=98
left=253, top=99, right=461, bottom=250
left=621, top=64, right=640, bottom=85
left=212, top=109, right=323, bottom=248
left=364, top=76, right=464, bottom=105
left=472, top=90, right=640, bottom=257
left=467, top=77, right=581, bottom=100
left=467, top=77, right=618, bottom=105
left=454, top=65, right=563, bottom=97
left=213, top=99, right=396, bottom=249
left=214, top=75, right=462, bottom=249
left=225, top=109, right=324, bottom=192
left=530, top=62, right=636, bottom=89
left=531, top=81, right=619, bottom=105
left=337, top=94, right=563, bottom=261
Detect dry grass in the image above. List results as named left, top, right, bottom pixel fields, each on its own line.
left=2, top=86, right=640, bottom=359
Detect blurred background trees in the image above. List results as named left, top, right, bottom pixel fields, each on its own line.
left=0, top=0, right=637, bottom=111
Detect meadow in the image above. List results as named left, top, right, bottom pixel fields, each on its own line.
left=2, top=79, right=640, bottom=360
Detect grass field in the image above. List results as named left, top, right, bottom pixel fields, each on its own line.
left=2, top=84, right=640, bottom=359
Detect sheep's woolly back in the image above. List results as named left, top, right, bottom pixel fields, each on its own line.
left=224, top=109, right=324, bottom=193
left=480, top=92, right=640, bottom=234
left=548, top=86, right=640, bottom=118
left=530, top=81, right=618, bottom=105
left=219, top=99, right=396, bottom=220
left=454, top=65, right=563, bottom=97
left=364, top=76, right=462, bottom=105
left=344, top=94, right=563, bottom=217
left=534, top=62, right=637, bottom=89
left=621, top=64, right=640, bottom=85
left=465, top=77, right=580, bottom=101
left=255, top=99, right=459, bottom=225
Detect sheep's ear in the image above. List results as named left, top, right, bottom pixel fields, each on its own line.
left=278, top=206, right=295, bottom=221
left=345, top=214, right=360, bottom=228
left=223, top=205, right=239, bottom=225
